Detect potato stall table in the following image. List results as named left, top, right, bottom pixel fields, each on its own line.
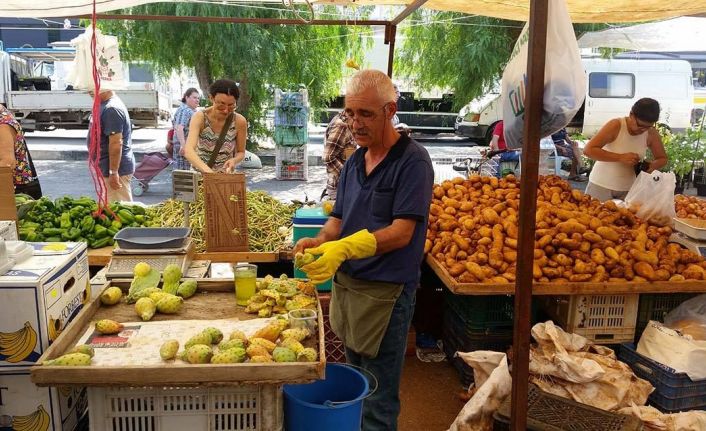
left=30, top=278, right=326, bottom=431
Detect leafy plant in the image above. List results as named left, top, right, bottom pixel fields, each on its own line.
left=661, top=126, right=706, bottom=186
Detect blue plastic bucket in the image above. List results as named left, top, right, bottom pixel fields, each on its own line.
left=283, top=363, right=369, bottom=431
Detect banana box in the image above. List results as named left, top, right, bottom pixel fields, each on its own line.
left=0, top=242, right=89, bottom=370
left=0, top=371, right=86, bottom=431
left=0, top=221, right=18, bottom=241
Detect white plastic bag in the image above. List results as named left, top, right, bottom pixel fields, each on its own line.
left=637, top=321, right=706, bottom=381
left=664, top=294, right=706, bottom=341
left=624, top=170, right=676, bottom=226
left=67, top=28, right=126, bottom=91
left=501, top=0, right=586, bottom=150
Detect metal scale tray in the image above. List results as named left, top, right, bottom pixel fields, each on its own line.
left=106, top=228, right=195, bottom=279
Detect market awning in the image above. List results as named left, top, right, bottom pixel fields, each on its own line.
left=2, top=0, right=706, bottom=23
left=578, top=17, right=706, bottom=50
left=5, top=47, right=76, bottom=62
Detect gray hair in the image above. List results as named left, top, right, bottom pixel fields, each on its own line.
left=346, top=69, right=397, bottom=105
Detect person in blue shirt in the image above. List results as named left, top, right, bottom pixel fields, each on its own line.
left=295, top=69, right=434, bottom=431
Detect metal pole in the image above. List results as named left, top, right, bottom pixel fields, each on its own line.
left=510, top=0, right=549, bottom=428
left=183, top=201, right=190, bottom=229
left=73, top=14, right=389, bottom=26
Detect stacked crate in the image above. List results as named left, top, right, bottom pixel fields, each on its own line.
left=273, top=89, right=309, bottom=181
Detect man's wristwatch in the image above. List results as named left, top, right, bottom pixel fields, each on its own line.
left=109, top=170, right=119, bottom=176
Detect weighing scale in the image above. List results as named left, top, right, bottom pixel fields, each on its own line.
left=105, top=239, right=196, bottom=279
left=172, top=169, right=200, bottom=227
left=670, top=217, right=706, bottom=258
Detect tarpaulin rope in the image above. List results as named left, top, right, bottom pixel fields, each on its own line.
left=87, top=0, right=110, bottom=215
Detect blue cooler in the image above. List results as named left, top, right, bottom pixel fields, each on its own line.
left=293, top=207, right=332, bottom=291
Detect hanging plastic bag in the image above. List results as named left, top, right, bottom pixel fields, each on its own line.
left=624, top=170, right=676, bottom=226
left=501, top=0, right=586, bottom=150
left=664, top=293, right=706, bottom=341
left=67, top=28, right=126, bottom=91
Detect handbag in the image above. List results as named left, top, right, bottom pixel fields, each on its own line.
left=207, top=112, right=234, bottom=169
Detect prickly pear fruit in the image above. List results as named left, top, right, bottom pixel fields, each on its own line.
left=95, top=319, right=123, bottom=335
left=156, top=295, right=183, bottom=314
left=229, top=329, right=248, bottom=344
left=185, top=344, right=212, bottom=364
left=202, top=327, right=223, bottom=344
left=176, top=280, right=198, bottom=299
left=44, top=353, right=92, bottom=366
left=272, top=347, right=296, bottom=363
left=185, top=333, right=212, bottom=350
left=69, top=344, right=95, bottom=357
left=294, top=252, right=315, bottom=269
left=159, top=339, right=180, bottom=360
left=177, top=350, right=187, bottom=361
left=162, top=264, right=182, bottom=295
left=281, top=328, right=310, bottom=342
left=246, top=344, right=270, bottom=358
left=250, top=337, right=276, bottom=352
left=279, top=338, right=304, bottom=354
left=134, top=262, right=151, bottom=278
left=100, top=286, right=123, bottom=305
left=219, top=339, right=245, bottom=351
left=149, top=291, right=170, bottom=303
left=211, top=347, right=246, bottom=364
left=252, top=320, right=288, bottom=342
left=135, top=297, right=157, bottom=321
left=296, top=347, right=318, bottom=362
left=249, top=355, right=274, bottom=363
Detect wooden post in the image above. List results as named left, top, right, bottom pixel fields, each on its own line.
left=0, top=167, right=17, bottom=221
left=510, top=0, right=548, bottom=429
left=385, top=24, right=397, bottom=78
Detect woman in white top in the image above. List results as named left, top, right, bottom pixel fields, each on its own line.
left=583, top=98, right=667, bottom=202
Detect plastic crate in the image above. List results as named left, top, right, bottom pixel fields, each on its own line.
left=87, top=385, right=282, bottom=431
left=275, top=146, right=307, bottom=181
left=443, top=290, right=515, bottom=330
left=619, top=343, right=706, bottom=413
left=492, top=384, right=642, bottom=431
left=274, top=106, right=309, bottom=127
left=318, top=293, right=346, bottom=363
left=635, top=293, right=697, bottom=342
left=273, top=126, right=307, bottom=147
left=537, top=294, right=638, bottom=344
left=442, top=305, right=513, bottom=387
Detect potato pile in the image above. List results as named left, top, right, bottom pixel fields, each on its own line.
left=426, top=175, right=706, bottom=284
left=675, top=195, right=706, bottom=220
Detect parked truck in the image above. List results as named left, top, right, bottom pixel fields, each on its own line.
left=0, top=46, right=170, bottom=131
left=455, top=58, right=695, bottom=143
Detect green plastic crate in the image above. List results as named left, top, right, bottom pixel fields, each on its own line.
left=293, top=207, right=331, bottom=291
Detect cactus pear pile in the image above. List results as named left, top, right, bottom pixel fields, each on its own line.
left=95, top=319, right=123, bottom=335
left=185, top=344, right=213, bottom=364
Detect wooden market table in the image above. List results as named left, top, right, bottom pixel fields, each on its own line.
left=426, top=255, right=706, bottom=295
left=88, top=246, right=291, bottom=267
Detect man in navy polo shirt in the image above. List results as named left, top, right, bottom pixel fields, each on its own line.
left=295, top=69, right=433, bottom=430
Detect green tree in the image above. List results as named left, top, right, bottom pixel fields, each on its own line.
left=396, top=12, right=608, bottom=108
left=99, top=3, right=370, bottom=145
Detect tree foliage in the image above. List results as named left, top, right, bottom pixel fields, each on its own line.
left=396, top=12, right=609, bottom=109
left=99, top=3, right=370, bottom=144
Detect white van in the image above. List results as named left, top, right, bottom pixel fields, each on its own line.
left=455, top=58, right=694, bottom=143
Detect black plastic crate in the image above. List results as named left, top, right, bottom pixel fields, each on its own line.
left=443, top=290, right=515, bottom=331
left=619, top=343, right=706, bottom=413
left=493, top=384, right=643, bottom=431
left=634, top=293, right=697, bottom=342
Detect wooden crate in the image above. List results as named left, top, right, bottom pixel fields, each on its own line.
left=30, top=279, right=326, bottom=387
left=203, top=173, right=248, bottom=252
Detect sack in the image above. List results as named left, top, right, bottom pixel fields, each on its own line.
left=664, top=293, right=706, bottom=341
left=624, top=170, right=676, bottom=226
left=67, top=28, right=126, bottom=91
left=501, top=0, right=586, bottom=150
left=637, top=320, right=706, bottom=381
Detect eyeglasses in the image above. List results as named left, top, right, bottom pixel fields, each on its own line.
left=343, top=105, right=389, bottom=126
left=632, top=115, right=655, bottom=130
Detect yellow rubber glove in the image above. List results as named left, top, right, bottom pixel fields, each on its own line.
left=301, top=229, right=377, bottom=284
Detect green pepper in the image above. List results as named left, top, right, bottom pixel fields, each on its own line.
left=80, top=215, right=95, bottom=234
left=45, top=236, right=62, bottom=242
left=93, top=225, right=108, bottom=239
left=101, top=215, right=113, bottom=228
left=117, top=209, right=135, bottom=224
left=134, top=215, right=145, bottom=224
left=59, top=212, right=72, bottom=229
left=107, top=227, right=119, bottom=237
left=62, top=227, right=81, bottom=241
left=90, top=237, right=112, bottom=248
left=19, top=230, right=38, bottom=241
left=111, top=219, right=122, bottom=230
left=42, top=227, right=64, bottom=237
left=129, top=205, right=146, bottom=215
left=73, top=197, right=95, bottom=207
left=19, top=221, right=41, bottom=230
left=69, top=206, right=85, bottom=219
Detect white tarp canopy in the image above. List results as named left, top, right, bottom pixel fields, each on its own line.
left=2, top=0, right=706, bottom=23
left=578, top=17, right=706, bottom=51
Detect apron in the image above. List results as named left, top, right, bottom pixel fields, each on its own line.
left=330, top=271, right=404, bottom=358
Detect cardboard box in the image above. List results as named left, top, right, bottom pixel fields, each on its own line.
left=0, top=242, right=89, bottom=370
left=0, top=371, right=86, bottom=431
left=0, top=167, right=16, bottom=222
left=0, top=221, right=18, bottom=241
